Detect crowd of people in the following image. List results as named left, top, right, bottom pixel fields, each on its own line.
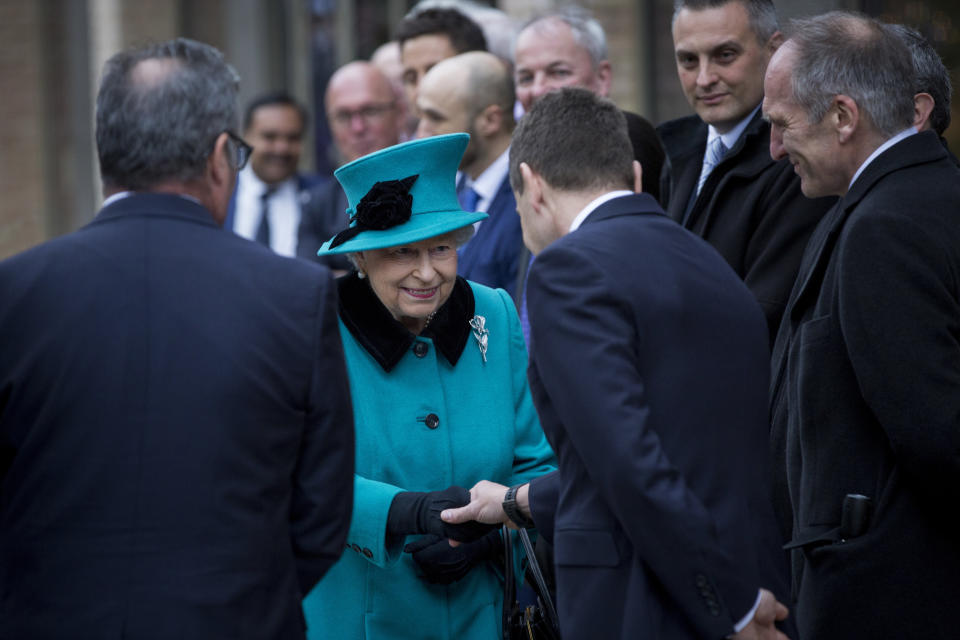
left=0, top=1, right=957, bottom=640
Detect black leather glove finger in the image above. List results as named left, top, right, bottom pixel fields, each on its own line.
left=422, top=486, right=498, bottom=542
left=404, top=530, right=500, bottom=585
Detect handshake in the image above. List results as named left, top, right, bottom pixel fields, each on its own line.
left=387, top=481, right=524, bottom=586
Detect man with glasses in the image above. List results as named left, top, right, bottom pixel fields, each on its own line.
left=0, top=38, right=355, bottom=639
left=225, top=91, right=327, bottom=259
left=300, top=61, right=404, bottom=272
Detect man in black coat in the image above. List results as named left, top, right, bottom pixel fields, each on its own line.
left=659, top=0, right=834, bottom=344
left=443, top=89, right=791, bottom=640
left=765, top=13, right=960, bottom=639
left=0, top=39, right=355, bottom=639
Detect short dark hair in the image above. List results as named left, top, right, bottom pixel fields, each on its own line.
left=510, top=88, right=633, bottom=194
left=787, top=12, right=915, bottom=137
left=672, top=0, right=780, bottom=43
left=887, top=24, right=952, bottom=135
left=96, top=38, right=239, bottom=191
left=242, top=91, right=308, bottom=133
left=396, top=7, right=487, bottom=54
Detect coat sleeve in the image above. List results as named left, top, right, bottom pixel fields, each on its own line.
left=527, top=245, right=756, bottom=638
left=837, top=208, right=960, bottom=501
left=496, top=288, right=557, bottom=488
left=291, top=270, right=356, bottom=595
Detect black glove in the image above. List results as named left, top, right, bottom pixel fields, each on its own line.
left=404, top=530, right=500, bottom=585
left=387, top=486, right=496, bottom=542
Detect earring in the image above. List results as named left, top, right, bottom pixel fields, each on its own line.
left=357, top=270, right=366, bottom=279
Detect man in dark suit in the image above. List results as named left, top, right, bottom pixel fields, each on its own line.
left=417, top=51, right=524, bottom=296
left=443, top=89, right=790, bottom=640
left=224, top=91, right=327, bottom=259
left=0, top=39, right=355, bottom=639
left=300, top=61, right=404, bottom=273
left=764, top=13, right=960, bottom=639
left=659, top=0, right=834, bottom=344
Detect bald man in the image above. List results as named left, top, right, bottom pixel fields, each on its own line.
left=298, top=61, right=403, bottom=271
left=416, top=51, right=523, bottom=296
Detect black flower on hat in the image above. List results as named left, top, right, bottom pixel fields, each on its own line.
left=329, top=174, right=419, bottom=249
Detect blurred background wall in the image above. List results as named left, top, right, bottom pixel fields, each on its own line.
left=1, top=0, right=956, bottom=258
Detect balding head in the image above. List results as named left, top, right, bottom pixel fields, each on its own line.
left=513, top=11, right=613, bottom=112
left=325, top=61, right=402, bottom=164
left=416, top=51, right=515, bottom=178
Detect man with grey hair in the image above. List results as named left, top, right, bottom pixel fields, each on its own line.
left=513, top=7, right=664, bottom=199
left=659, top=0, right=835, bottom=345
left=0, top=38, right=355, bottom=638
left=765, top=12, right=960, bottom=639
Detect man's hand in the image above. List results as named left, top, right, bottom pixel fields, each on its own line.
left=440, top=480, right=512, bottom=527
left=731, top=589, right=790, bottom=640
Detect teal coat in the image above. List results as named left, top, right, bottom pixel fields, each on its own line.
left=303, top=275, right=555, bottom=640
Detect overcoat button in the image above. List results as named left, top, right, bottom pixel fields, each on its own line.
left=362, top=548, right=373, bottom=558
left=695, top=574, right=708, bottom=587
left=351, top=543, right=361, bottom=553
left=424, top=413, right=440, bottom=429
left=413, top=342, right=429, bottom=358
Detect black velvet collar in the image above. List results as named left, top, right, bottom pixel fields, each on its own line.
left=337, top=272, right=475, bottom=372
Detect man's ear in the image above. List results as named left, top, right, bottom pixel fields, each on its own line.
left=519, top=162, right=543, bottom=210
left=632, top=160, right=643, bottom=193
left=205, top=132, right=235, bottom=225
left=913, top=92, right=934, bottom=132
left=595, top=60, right=613, bottom=97
left=475, top=103, right=503, bottom=137
left=766, top=30, right=785, bottom=55
left=833, top=94, right=860, bottom=144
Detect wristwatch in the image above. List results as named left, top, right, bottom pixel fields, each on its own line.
left=502, top=484, right=535, bottom=529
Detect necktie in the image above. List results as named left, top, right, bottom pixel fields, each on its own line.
left=696, top=136, right=728, bottom=195
left=458, top=185, right=480, bottom=212
left=255, top=187, right=275, bottom=247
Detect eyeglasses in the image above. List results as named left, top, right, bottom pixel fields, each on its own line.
left=329, top=102, right=396, bottom=126
left=225, top=130, right=254, bottom=170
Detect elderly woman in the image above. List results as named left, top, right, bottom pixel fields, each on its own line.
left=301, top=133, right=555, bottom=640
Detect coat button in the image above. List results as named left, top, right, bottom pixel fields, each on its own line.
left=362, top=548, right=373, bottom=558
left=413, top=342, right=429, bottom=358
left=424, top=413, right=440, bottom=429
left=351, top=543, right=361, bottom=553
left=695, top=574, right=708, bottom=587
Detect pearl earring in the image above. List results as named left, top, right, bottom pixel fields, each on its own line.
left=357, top=270, right=366, bottom=279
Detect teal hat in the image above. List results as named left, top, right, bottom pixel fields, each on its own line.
left=318, top=133, right=488, bottom=255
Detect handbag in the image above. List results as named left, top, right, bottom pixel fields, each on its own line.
left=502, top=525, right=562, bottom=640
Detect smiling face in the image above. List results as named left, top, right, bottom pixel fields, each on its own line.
left=672, top=1, right=777, bottom=133
left=762, top=44, right=843, bottom=198
left=245, top=104, right=304, bottom=185
left=354, top=232, right=459, bottom=333
left=513, top=19, right=611, bottom=112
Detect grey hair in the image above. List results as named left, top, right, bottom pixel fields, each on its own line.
left=887, top=23, right=952, bottom=135
left=786, top=12, right=915, bottom=137
left=345, top=224, right=475, bottom=270
left=672, top=0, right=780, bottom=44
left=96, top=38, right=240, bottom=191
left=518, top=7, right=609, bottom=68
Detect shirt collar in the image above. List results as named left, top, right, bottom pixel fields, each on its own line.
left=849, top=127, right=917, bottom=189
left=337, top=273, right=475, bottom=372
left=468, top=148, right=511, bottom=204
left=707, top=104, right=760, bottom=151
left=569, top=190, right=634, bottom=232
left=102, top=190, right=200, bottom=208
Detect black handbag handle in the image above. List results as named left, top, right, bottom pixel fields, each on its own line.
left=502, top=525, right=515, bottom=640
left=518, top=528, right=560, bottom=632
